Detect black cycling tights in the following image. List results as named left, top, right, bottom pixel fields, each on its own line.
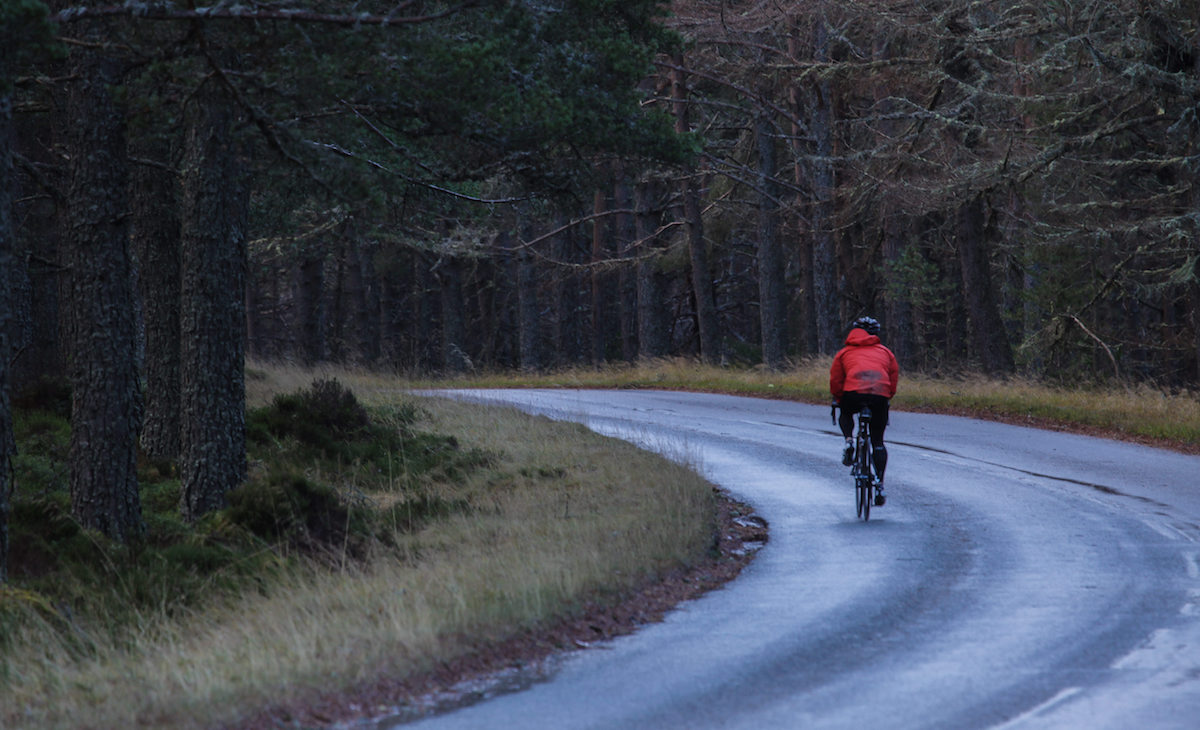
left=838, top=392, right=890, bottom=480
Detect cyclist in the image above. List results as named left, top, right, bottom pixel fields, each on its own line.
left=830, top=316, right=900, bottom=501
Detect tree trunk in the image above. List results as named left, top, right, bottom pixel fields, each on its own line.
left=810, top=18, right=841, bottom=354
left=756, top=109, right=787, bottom=369
left=590, top=189, right=611, bottom=364
left=788, top=29, right=818, bottom=358
left=328, top=244, right=347, bottom=362
left=439, top=256, right=469, bottom=373
left=1191, top=16, right=1200, bottom=382
left=1, top=86, right=14, bottom=580
left=671, top=55, right=721, bottom=364
left=614, top=174, right=639, bottom=362
left=554, top=220, right=584, bottom=366
left=636, top=182, right=669, bottom=359
left=130, top=135, right=181, bottom=462
left=516, top=213, right=540, bottom=367
left=956, top=194, right=1015, bottom=375
left=881, top=216, right=914, bottom=366
left=349, top=234, right=380, bottom=364
left=9, top=108, right=65, bottom=393
left=517, top=238, right=541, bottom=372
left=491, top=232, right=519, bottom=368
left=872, top=35, right=914, bottom=365
left=64, top=47, right=144, bottom=540
left=297, top=251, right=326, bottom=365
left=179, top=78, right=247, bottom=521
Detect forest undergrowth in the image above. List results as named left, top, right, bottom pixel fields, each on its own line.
left=1, top=365, right=716, bottom=729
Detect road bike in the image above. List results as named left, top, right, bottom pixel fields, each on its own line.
left=835, top=403, right=881, bottom=521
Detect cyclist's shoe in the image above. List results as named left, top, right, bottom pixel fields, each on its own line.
left=841, top=442, right=854, bottom=466
left=874, top=481, right=886, bottom=506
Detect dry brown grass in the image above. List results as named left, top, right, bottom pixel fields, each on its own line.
left=419, top=357, right=1200, bottom=449
left=1, top=365, right=715, bottom=729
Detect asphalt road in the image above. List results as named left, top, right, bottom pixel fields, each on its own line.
left=388, top=389, right=1200, bottom=729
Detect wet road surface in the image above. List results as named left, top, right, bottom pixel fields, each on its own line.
left=387, top=390, right=1200, bottom=729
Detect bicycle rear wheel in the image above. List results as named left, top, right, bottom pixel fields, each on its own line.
left=856, top=477, right=870, bottom=520
left=855, top=431, right=873, bottom=521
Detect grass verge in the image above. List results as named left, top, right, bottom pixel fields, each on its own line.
left=2, top=368, right=718, bottom=729
left=412, top=358, right=1200, bottom=451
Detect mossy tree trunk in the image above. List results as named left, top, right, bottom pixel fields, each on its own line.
left=179, top=75, right=247, bottom=521
left=64, top=43, right=144, bottom=541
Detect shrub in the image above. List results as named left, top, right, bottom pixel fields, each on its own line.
left=247, top=378, right=381, bottom=463
left=225, top=469, right=349, bottom=552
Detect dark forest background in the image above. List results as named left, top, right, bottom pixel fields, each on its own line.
left=3, top=1, right=1200, bottom=566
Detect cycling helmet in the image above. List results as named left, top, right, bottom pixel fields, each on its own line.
left=850, top=316, right=881, bottom=335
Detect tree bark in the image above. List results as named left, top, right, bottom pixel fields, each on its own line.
left=553, top=220, right=584, bottom=366
left=614, top=174, right=639, bottom=362
left=756, top=109, right=787, bottom=369
left=1190, top=11, right=1200, bottom=382
left=1, top=86, right=14, bottom=580
left=297, top=250, right=326, bottom=365
left=64, top=47, right=144, bottom=540
left=349, top=234, right=380, bottom=364
left=636, top=182, right=670, bottom=359
left=873, top=35, right=914, bottom=366
left=517, top=239, right=541, bottom=372
left=9, top=108, right=66, bottom=393
left=810, top=17, right=841, bottom=354
left=670, top=56, right=721, bottom=363
left=179, top=78, right=247, bottom=521
left=328, top=244, right=347, bottom=361
left=881, top=215, right=914, bottom=366
left=439, top=256, right=469, bottom=373
left=589, top=189, right=612, bottom=364
left=788, top=28, right=818, bottom=357
left=956, top=194, right=1015, bottom=375
left=130, top=134, right=182, bottom=462
left=491, top=232, right=519, bottom=368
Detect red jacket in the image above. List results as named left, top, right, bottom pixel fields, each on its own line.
left=830, top=328, right=900, bottom=400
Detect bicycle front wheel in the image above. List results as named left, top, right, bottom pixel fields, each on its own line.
left=856, top=476, right=871, bottom=520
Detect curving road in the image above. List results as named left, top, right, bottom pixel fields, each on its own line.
left=388, top=390, right=1200, bottom=729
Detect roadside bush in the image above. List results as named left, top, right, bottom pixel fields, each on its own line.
left=226, top=468, right=349, bottom=552
left=247, top=378, right=376, bottom=460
